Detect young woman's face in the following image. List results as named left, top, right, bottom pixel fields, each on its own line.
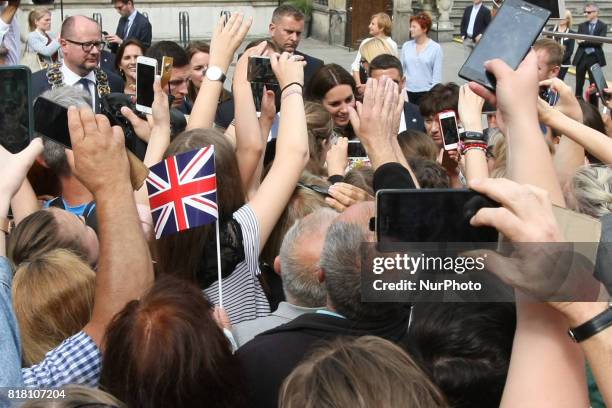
left=190, top=51, right=210, bottom=90
left=322, top=85, right=355, bottom=127
left=36, top=13, right=52, bottom=32
left=119, top=44, right=143, bottom=83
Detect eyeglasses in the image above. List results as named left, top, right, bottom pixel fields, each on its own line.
left=585, top=10, right=597, bottom=14
left=65, top=38, right=104, bottom=52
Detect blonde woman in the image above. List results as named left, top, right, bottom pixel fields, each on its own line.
left=351, top=13, right=398, bottom=95
left=12, top=249, right=95, bottom=366
left=552, top=9, right=575, bottom=80
left=359, top=37, right=397, bottom=76
left=26, top=7, right=60, bottom=68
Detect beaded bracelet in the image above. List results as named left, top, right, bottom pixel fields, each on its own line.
left=459, top=141, right=488, bottom=154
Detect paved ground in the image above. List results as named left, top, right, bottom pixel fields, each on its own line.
left=295, top=37, right=612, bottom=92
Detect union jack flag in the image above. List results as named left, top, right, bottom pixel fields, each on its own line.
left=146, top=146, right=218, bottom=239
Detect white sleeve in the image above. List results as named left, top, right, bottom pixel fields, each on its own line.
left=351, top=49, right=362, bottom=73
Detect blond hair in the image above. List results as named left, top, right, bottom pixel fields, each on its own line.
left=12, top=249, right=95, bottom=366
left=564, top=9, right=573, bottom=27
left=489, top=130, right=507, bottom=179
left=28, top=7, right=51, bottom=32
left=360, top=37, right=396, bottom=63
left=305, top=101, right=335, bottom=175
left=280, top=336, right=448, bottom=408
left=372, top=12, right=393, bottom=37
left=572, top=164, right=612, bottom=218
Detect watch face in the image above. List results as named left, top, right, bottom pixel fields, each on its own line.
left=206, top=66, right=223, bottom=81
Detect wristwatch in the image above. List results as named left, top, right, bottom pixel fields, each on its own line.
left=459, top=131, right=486, bottom=142
left=205, top=66, right=227, bottom=83
left=568, top=303, right=612, bottom=343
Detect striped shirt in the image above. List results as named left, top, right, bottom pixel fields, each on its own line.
left=22, top=331, right=101, bottom=388
left=204, top=204, right=271, bottom=324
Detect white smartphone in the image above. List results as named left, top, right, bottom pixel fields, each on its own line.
left=136, top=56, right=158, bottom=114
left=438, top=110, right=459, bottom=151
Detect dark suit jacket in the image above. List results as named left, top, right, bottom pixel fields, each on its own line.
left=32, top=66, right=125, bottom=111
left=460, top=4, right=492, bottom=39
left=573, top=20, right=607, bottom=67
left=110, top=11, right=152, bottom=53
left=557, top=29, right=576, bottom=65
left=294, top=50, right=324, bottom=88
left=403, top=101, right=425, bottom=132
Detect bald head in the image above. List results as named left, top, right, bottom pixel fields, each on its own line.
left=61, top=16, right=100, bottom=39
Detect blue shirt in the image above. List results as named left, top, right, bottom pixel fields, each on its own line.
left=400, top=39, right=444, bottom=93
left=43, top=198, right=96, bottom=218
left=0, top=257, right=23, bottom=388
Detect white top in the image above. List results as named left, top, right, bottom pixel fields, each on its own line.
left=203, top=204, right=271, bottom=324
left=61, top=63, right=97, bottom=111
left=351, top=36, right=398, bottom=72
left=0, top=2, right=20, bottom=65
left=467, top=3, right=482, bottom=38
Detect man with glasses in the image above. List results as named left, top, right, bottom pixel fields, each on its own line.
left=146, top=40, right=192, bottom=113
left=107, top=0, right=152, bottom=54
left=32, top=16, right=124, bottom=111
left=573, top=3, right=607, bottom=98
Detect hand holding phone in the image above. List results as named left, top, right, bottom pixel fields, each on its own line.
left=136, top=56, right=158, bottom=114
left=248, top=56, right=278, bottom=85
left=438, top=110, right=459, bottom=151
left=590, top=64, right=611, bottom=106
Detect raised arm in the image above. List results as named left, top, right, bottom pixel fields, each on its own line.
left=27, top=32, right=60, bottom=57
left=247, top=53, right=309, bottom=252
left=458, top=84, right=488, bottom=182
left=232, top=42, right=268, bottom=193
left=67, top=107, right=154, bottom=348
left=187, top=14, right=252, bottom=131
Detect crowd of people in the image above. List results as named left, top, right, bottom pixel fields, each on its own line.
left=1, top=0, right=612, bottom=407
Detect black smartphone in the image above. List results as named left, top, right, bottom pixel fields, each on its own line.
left=135, top=56, right=157, bottom=114
left=438, top=110, right=459, bottom=151
left=590, top=63, right=610, bottom=105
left=220, top=10, right=231, bottom=25
left=348, top=140, right=367, bottom=159
left=458, top=0, right=551, bottom=90
left=248, top=56, right=278, bottom=85
left=375, top=189, right=500, bottom=247
left=0, top=66, right=33, bottom=153
left=33, top=97, right=71, bottom=149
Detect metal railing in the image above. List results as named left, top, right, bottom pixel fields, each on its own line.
left=541, top=30, right=612, bottom=45
left=179, top=11, right=190, bottom=48
left=92, top=13, right=103, bottom=30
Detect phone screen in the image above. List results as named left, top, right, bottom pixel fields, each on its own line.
left=0, top=67, right=33, bottom=153
left=376, top=189, right=500, bottom=246
left=248, top=56, right=278, bottom=85
left=459, top=0, right=550, bottom=89
left=137, top=63, right=155, bottom=109
left=34, top=97, right=71, bottom=149
left=348, top=140, right=367, bottom=158
left=440, top=115, right=459, bottom=147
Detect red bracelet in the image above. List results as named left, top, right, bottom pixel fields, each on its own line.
left=459, top=141, right=488, bottom=154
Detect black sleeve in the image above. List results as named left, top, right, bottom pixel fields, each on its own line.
left=328, top=175, right=344, bottom=184
left=373, top=162, right=417, bottom=192
left=141, top=19, right=153, bottom=48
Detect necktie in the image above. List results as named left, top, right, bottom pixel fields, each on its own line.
left=123, top=18, right=130, bottom=38
left=589, top=23, right=595, bottom=35
left=77, top=78, right=97, bottom=111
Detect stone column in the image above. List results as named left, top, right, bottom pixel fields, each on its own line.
left=393, top=0, right=413, bottom=46
left=434, top=0, right=455, bottom=42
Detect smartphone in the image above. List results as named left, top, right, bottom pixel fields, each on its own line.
left=160, top=56, right=173, bottom=90
left=539, top=86, right=559, bottom=106
left=136, top=56, right=157, bottom=114
left=33, top=97, right=71, bottom=148
left=375, top=189, right=500, bottom=248
left=348, top=140, right=367, bottom=159
left=438, top=110, right=459, bottom=150
left=459, top=0, right=551, bottom=90
left=590, top=63, right=610, bottom=105
left=248, top=56, right=278, bottom=85
left=220, top=10, right=231, bottom=25
left=0, top=66, right=33, bottom=153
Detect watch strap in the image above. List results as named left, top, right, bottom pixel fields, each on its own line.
left=568, top=306, right=612, bottom=343
left=460, top=131, right=486, bottom=142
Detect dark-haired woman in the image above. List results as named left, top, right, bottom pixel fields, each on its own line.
left=114, top=39, right=145, bottom=96
left=307, top=64, right=357, bottom=139
left=400, top=12, right=443, bottom=105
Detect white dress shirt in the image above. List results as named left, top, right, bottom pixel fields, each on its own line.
left=61, top=64, right=97, bottom=110
left=124, top=9, right=138, bottom=38
left=0, top=2, right=20, bottom=65
left=467, top=3, right=482, bottom=38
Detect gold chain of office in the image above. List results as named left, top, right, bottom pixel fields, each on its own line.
left=45, top=62, right=111, bottom=97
